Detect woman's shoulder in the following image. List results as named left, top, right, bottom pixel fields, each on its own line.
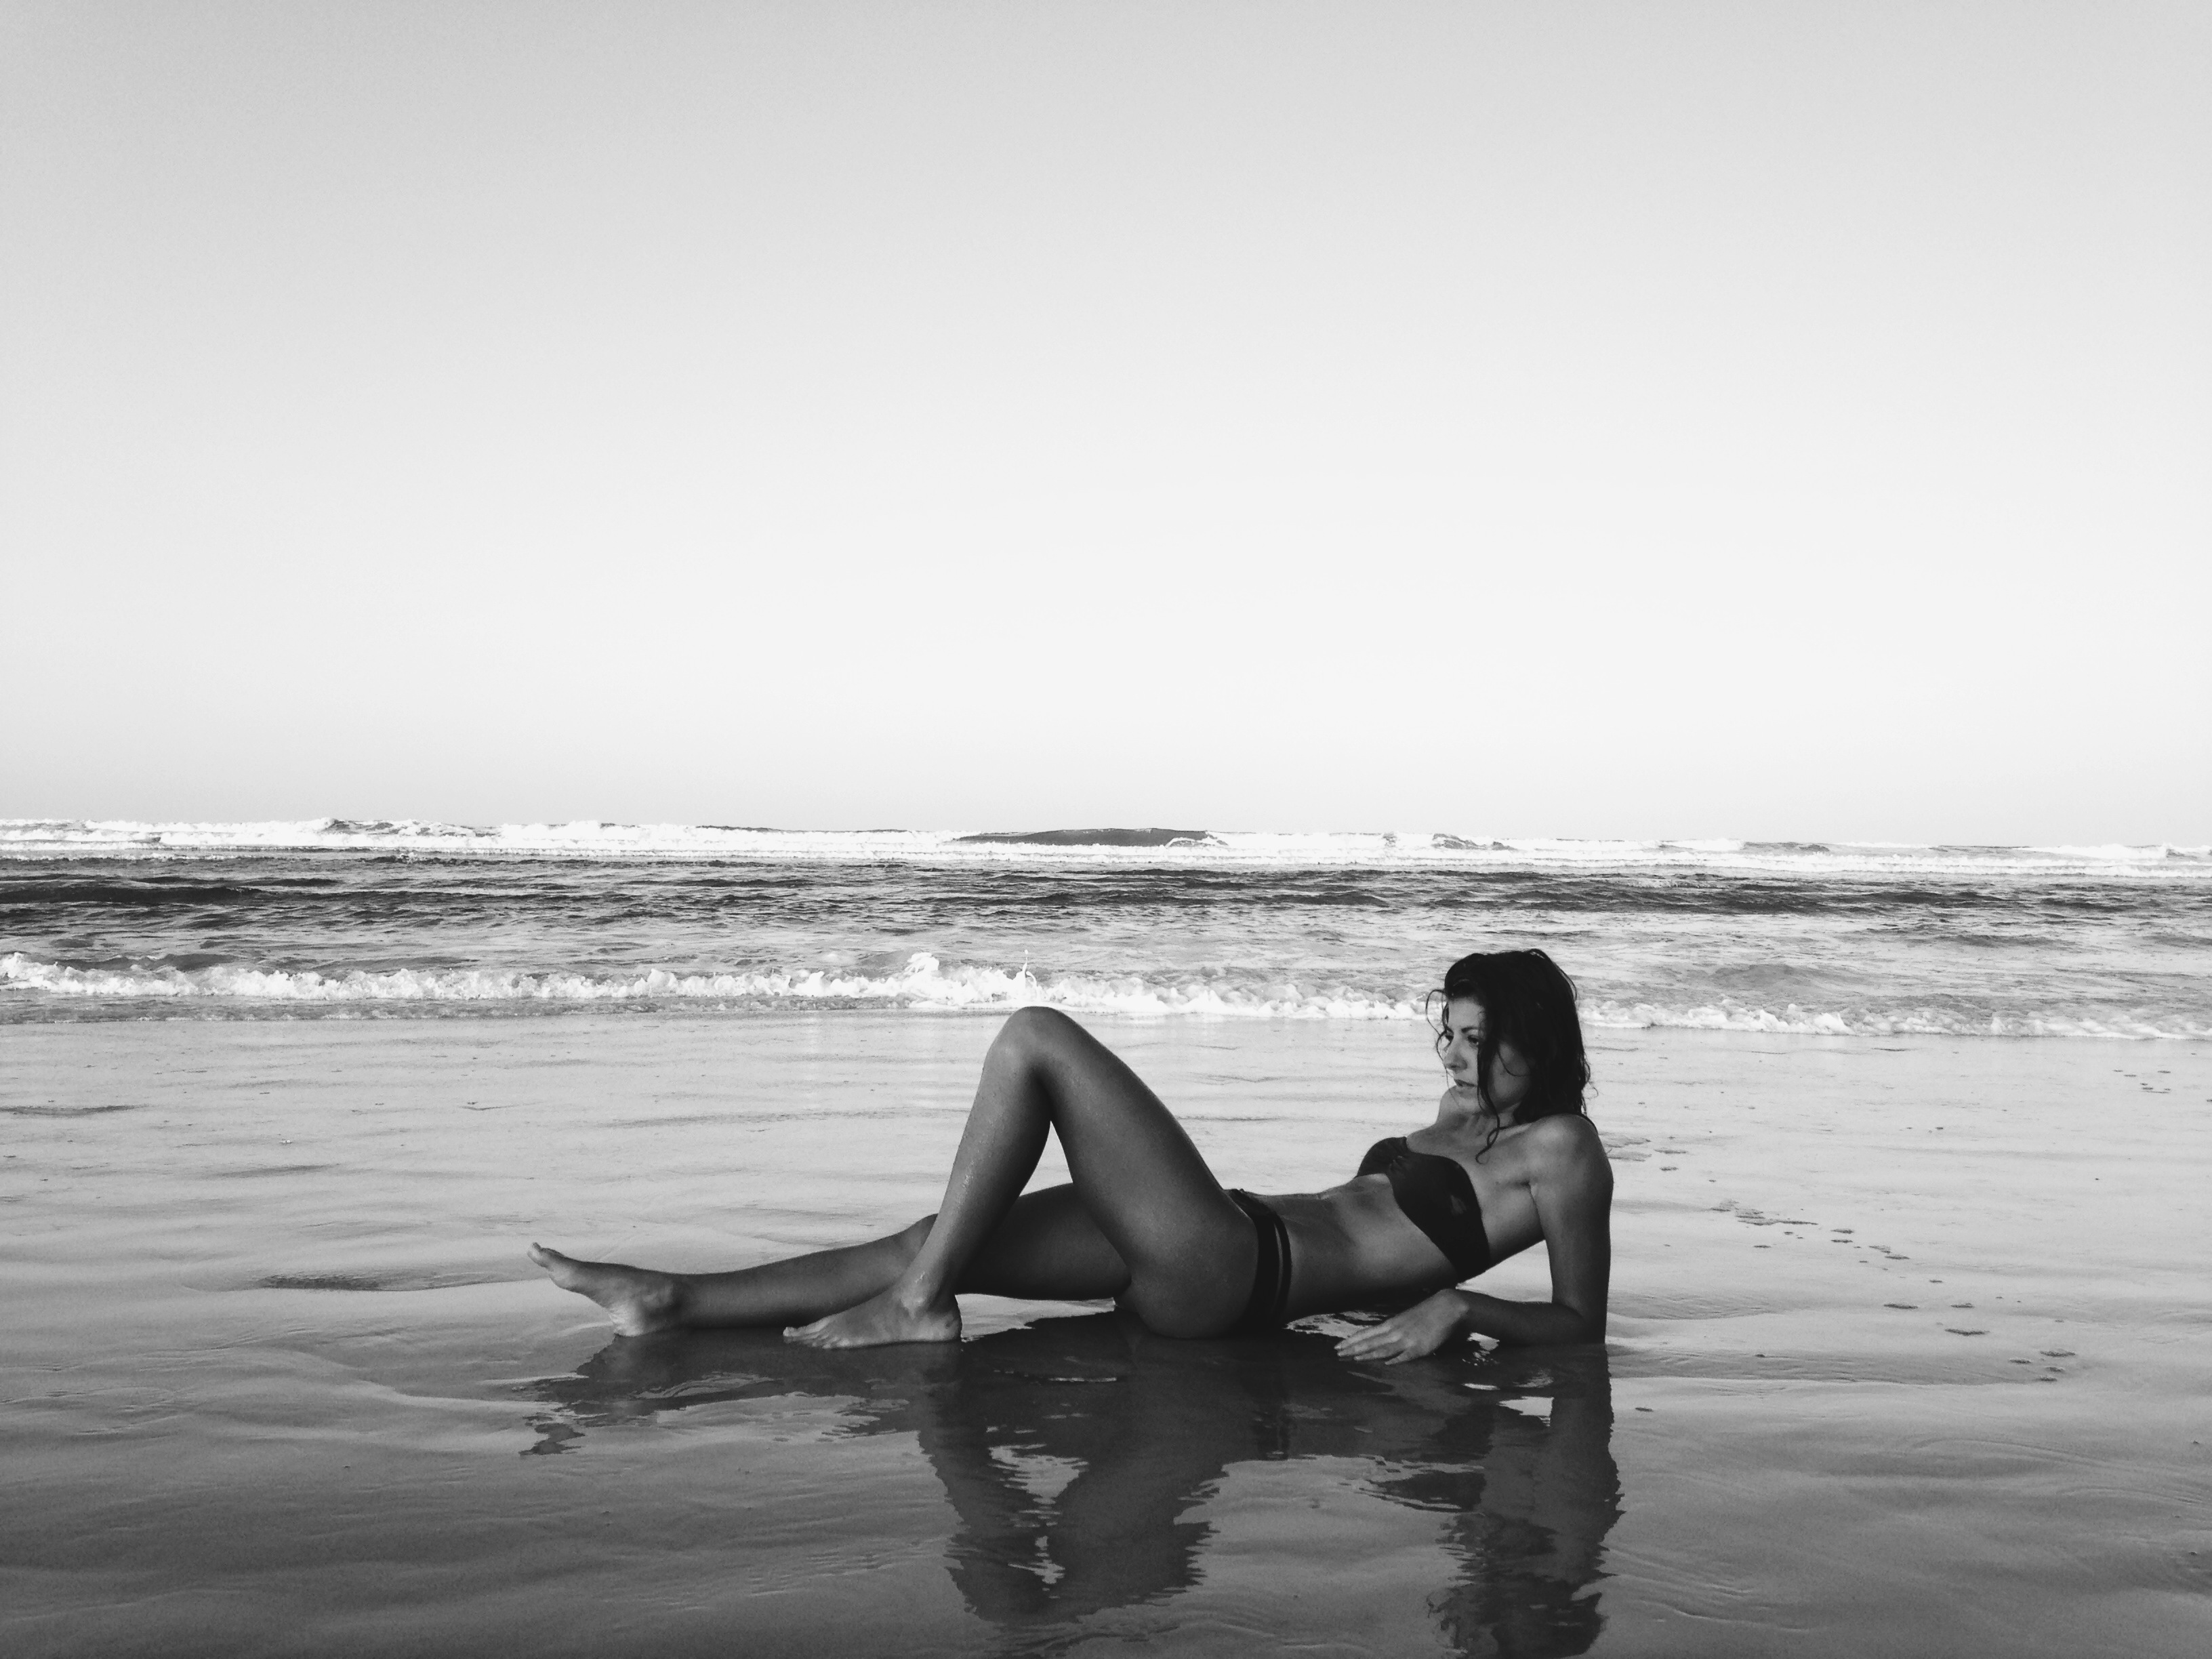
left=1504, top=1112, right=1610, bottom=1170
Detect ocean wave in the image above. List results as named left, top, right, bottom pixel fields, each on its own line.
left=5, top=951, right=2205, bottom=1038
left=3, top=819, right=2207, bottom=878
left=0, top=951, right=1422, bottom=1020
left=1582, top=998, right=2211, bottom=1041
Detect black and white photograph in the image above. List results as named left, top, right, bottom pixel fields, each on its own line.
left=4, top=3, right=2207, bottom=1655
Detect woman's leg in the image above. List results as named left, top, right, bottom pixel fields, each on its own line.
left=788, top=1006, right=1256, bottom=1348
left=528, top=1225, right=933, bottom=1337
left=530, top=1183, right=1132, bottom=1337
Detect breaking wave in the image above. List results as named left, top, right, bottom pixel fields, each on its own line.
left=5, top=951, right=2204, bottom=1038
left=1582, top=998, right=2209, bottom=1042
left=0, top=951, right=1420, bottom=1020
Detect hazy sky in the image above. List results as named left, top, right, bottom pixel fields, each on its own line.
left=5, top=2, right=2206, bottom=841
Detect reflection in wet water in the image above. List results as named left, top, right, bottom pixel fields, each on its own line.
left=522, top=1316, right=1620, bottom=1656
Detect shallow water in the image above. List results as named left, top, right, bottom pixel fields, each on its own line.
left=5, top=1015, right=2209, bottom=1655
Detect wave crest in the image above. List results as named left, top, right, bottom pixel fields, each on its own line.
left=4, top=951, right=2203, bottom=1038
left=0, top=951, right=1420, bottom=1020
left=1582, top=998, right=2209, bottom=1042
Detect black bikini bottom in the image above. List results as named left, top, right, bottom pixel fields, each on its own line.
left=1226, top=1189, right=1292, bottom=1335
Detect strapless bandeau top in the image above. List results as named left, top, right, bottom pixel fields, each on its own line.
left=1356, top=1136, right=1494, bottom=1280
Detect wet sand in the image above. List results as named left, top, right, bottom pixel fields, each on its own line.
left=4, top=1014, right=2209, bottom=1656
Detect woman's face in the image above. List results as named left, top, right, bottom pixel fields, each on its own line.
left=1440, top=996, right=1534, bottom=1118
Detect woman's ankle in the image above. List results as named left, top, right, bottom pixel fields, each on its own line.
left=888, top=1274, right=954, bottom=1317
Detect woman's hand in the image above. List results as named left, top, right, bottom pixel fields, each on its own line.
left=1334, top=1289, right=1469, bottom=1365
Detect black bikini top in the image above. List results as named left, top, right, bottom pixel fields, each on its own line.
left=1357, top=1136, right=1494, bottom=1280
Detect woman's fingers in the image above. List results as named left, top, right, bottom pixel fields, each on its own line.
left=1337, top=1307, right=1454, bottom=1364
left=1336, top=1322, right=1396, bottom=1350
left=1336, top=1319, right=1416, bottom=1361
left=1338, top=1340, right=1415, bottom=1364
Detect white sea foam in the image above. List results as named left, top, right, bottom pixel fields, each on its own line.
left=1582, top=999, right=2211, bottom=1042
left=0, top=951, right=1423, bottom=1020
left=6, top=951, right=2205, bottom=1038
left=3, top=819, right=2207, bottom=878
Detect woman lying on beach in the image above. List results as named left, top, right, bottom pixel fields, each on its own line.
left=532, top=948, right=1611, bottom=1363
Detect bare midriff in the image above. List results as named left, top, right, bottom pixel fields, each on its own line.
left=1263, top=1176, right=1469, bottom=1320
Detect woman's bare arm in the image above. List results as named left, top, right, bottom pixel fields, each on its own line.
left=1336, top=1115, right=1612, bottom=1364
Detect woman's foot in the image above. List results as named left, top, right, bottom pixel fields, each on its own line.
left=783, top=1286, right=961, bottom=1349
left=529, top=1244, right=686, bottom=1336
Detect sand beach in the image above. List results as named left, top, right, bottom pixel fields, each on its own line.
left=7, top=1012, right=2207, bottom=1656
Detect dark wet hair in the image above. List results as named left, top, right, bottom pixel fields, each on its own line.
left=1433, top=949, right=1591, bottom=1156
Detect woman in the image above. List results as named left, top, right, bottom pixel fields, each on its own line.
left=532, top=948, right=1612, bottom=1363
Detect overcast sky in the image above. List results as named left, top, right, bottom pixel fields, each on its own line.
left=4, top=2, right=2206, bottom=842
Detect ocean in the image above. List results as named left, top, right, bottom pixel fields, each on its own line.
left=5, top=819, right=2209, bottom=1038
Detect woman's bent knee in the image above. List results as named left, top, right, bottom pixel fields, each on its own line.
left=995, top=1005, right=1086, bottom=1058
